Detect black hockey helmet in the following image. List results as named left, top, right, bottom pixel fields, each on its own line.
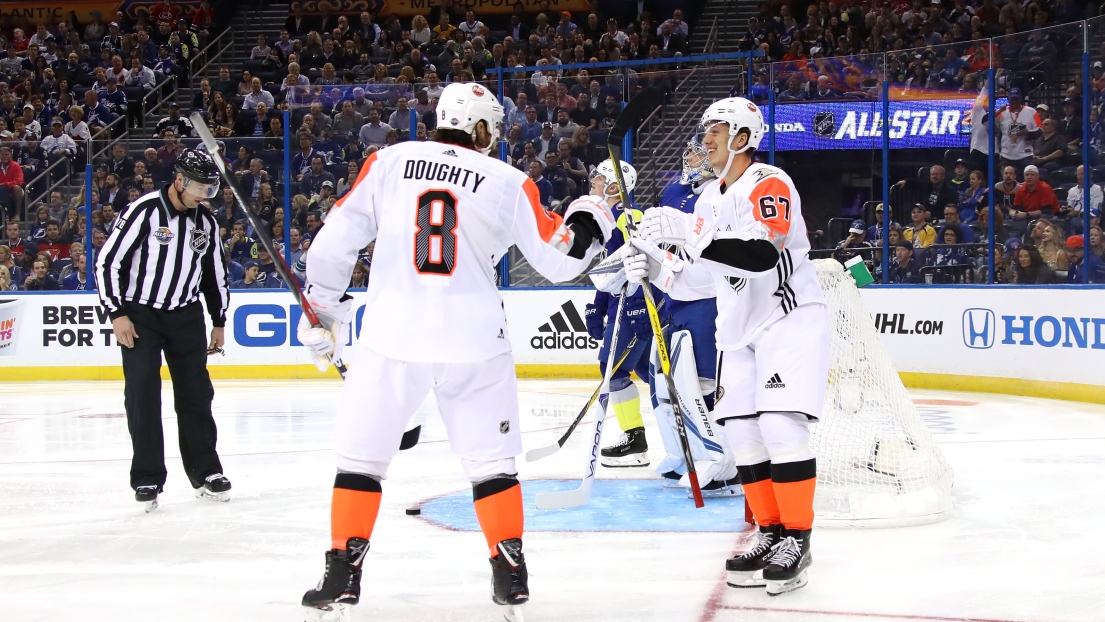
left=174, top=148, right=221, bottom=198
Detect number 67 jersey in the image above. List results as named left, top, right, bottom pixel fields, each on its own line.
left=693, top=162, right=826, bottom=351
left=305, top=141, right=602, bottom=363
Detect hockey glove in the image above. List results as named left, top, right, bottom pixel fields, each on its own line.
left=622, top=295, right=653, bottom=340
left=584, top=303, right=605, bottom=341
left=564, top=195, right=616, bottom=244
left=639, top=206, right=714, bottom=260
left=297, top=292, right=354, bottom=373
left=627, top=238, right=685, bottom=291
left=588, top=244, right=632, bottom=294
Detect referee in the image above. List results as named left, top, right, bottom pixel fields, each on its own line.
left=94, top=149, right=232, bottom=512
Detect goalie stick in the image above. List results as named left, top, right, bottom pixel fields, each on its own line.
left=607, top=88, right=705, bottom=508
left=534, top=283, right=629, bottom=510
left=189, top=114, right=421, bottom=451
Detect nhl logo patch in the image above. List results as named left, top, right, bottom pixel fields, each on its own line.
left=189, top=228, right=209, bottom=253
left=152, top=227, right=174, bottom=245
left=499, top=420, right=510, bottom=434
left=814, top=112, right=835, bottom=137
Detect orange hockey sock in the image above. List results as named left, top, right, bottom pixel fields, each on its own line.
left=472, top=477, right=524, bottom=558
left=771, top=458, right=817, bottom=531
left=331, top=472, right=382, bottom=550
left=737, top=461, right=781, bottom=526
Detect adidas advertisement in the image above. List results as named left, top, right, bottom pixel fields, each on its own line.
left=530, top=300, right=599, bottom=351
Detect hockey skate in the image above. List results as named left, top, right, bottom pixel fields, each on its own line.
left=600, top=427, right=649, bottom=467
left=490, top=538, right=528, bottom=622
left=302, top=538, right=369, bottom=622
left=193, top=473, right=231, bottom=502
left=698, top=476, right=742, bottom=499
left=725, top=524, right=783, bottom=588
left=135, top=486, right=159, bottom=513
left=763, top=529, right=812, bottom=596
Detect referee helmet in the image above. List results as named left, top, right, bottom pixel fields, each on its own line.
left=175, top=149, right=221, bottom=198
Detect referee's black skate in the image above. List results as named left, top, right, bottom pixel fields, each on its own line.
left=135, top=486, right=159, bottom=513
left=193, top=473, right=231, bottom=502
left=600, top=426, right=649, bottom=467
left=763, top=529, right=812, bottom=596
left=725, top=523, right=783, bottom=588
left=302, top=538, right=369, bottom=621
left=490, top=538, right=528, bottom=622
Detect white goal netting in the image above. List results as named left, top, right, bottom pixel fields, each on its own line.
left=810, top=259, right=954, bottom=527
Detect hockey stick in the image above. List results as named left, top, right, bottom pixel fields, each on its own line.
left=534, top=284, right=629, bottom=510
left=189, top=115, right=422, bottom=451
left=525, top=296, right=664, bottom=463
left=607, top=88, right=705, bottom=508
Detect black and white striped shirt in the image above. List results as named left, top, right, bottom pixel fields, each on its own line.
left=94, top=187, right=230, bottom=326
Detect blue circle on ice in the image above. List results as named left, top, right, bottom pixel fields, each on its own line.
left=418, top=479, right=745, bottom=532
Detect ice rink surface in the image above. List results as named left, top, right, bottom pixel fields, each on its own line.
left=1, top=379, right=1104, bottom=622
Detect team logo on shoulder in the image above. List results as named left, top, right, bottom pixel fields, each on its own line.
left=715, top=385, right=725, bottom=403
left=152, top=227, right=174, bottom=245
left=725, top=276, right=746, bottom=292
left=499, top=420, right=510, bottom=434
left=753, top=168, right=778, bottom=182
left=189, top=228, right=209, bottom=253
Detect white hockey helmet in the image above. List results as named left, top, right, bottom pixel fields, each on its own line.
left=590, top=158, right=637, bottom=199
left=700, top=97, right=765, bottom=153
left=437, top=82, right=504, bottom=155
left=680, top=132, right=714, bottom=185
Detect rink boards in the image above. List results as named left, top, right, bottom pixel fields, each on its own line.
left=0, top=287, right=1103, bottom=402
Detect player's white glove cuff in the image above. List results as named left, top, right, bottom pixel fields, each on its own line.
left=639, top=206, right=713, bottom=260
left=297, top=294, right=353, bottom=373
left=628, top=238, right=684, bottom=291
left=564, top=194, right=615, bottom=244
left=588, top=244, right=632, bottom=293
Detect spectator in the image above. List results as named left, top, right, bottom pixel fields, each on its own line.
left=156, top=129, right=185, bottom=164
left=1032, top=119, right=1067, bottom=179
left=958, top=170, right=988, bottom=223
left=232, top=260, right=267, bottom=289
left=290, top=132, right=317, bottom=181
left=889, top=241, right=923, bottom=283
left=528, top=160, right=552, bottom=208
left=0, top=256, right=20, bottom=291
left=1064, top=165, right=1102, bottom=234
left=62, top=252, right=89, bottom=290
left=931, top=227, right=970, bottom=268
left=359, top=108, right=392, bottom=148
left=239, top=158, right=270, bottom=201
left=432, top=13, right=457, bottom=45
left=309, top=181, right=336, bottom=214
left=300, top=155, right=335, bottom=198
left=37, top=220, right=71, bottom=262
left=1010, top=165, right=1058, bottom=232
left=250, top=34, right=270, bottom=60
left=1017, top=30, right=1057, bottom=75
left=388, top=97, right=412, bottom=134
left=534, top=122, right=559, bottom=159
left=1066, top=235, right=1105, bottom=284
left=242, top=77, right=275, bottom=111
left=865, top=203, right=899, bottom=244
left=895, top=165, right=959, bottom=216
left=109, top=143, right=134, bottom=178
left=154, top=102, right=193, bottom=137
left=0, top=145, right=25, bottom=220
left=45, top=190, right=67, bottom=222
left=1036, top=220, right=1069, bottom=271
left=227, top=220, right=256, bottom=263
left=904, top=204, right=937, bottom=249
left=254, top=246, right=282, bottom=287
left=543, top=150, right=572, bottom=210
left=1012, top=245, right=1057, bottom=284
left=23, top=257, right=60, bottom=290
left=939, top=205, right=976, bottom=243
left=333, top=101, right=364, bottom=137
left=948, top=159, right=971, bottom=199
left=996, top=88, right=1041, bottom=174
left=336, top=161, right=359, bottom=198
left=597, top=94, right=621, bottom=129
left=349, top=260, right=368, bottom=288
left=313, top=127, right=344, bottom=165
left=518, top=106, right=542, bottom=141
left=993, top=165, right=1021, bottom=214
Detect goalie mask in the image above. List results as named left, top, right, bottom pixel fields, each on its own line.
left=589, top=159, right=637, bottom=200
left=680, top=133, right=714, bottom=185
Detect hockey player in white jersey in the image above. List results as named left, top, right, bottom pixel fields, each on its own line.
left=623, top=97, right=829, bottom=595
left=295, top=82, right=614, bottom=620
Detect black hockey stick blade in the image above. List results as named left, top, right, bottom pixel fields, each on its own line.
left=399, top=425, right=421, bottom=450
left=608, top=87, right=665, bottom=147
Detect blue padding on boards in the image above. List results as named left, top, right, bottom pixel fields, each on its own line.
left=419, top=479, right=745, bottom=532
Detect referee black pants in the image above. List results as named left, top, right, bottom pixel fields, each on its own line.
left=121, top=302, right=223, bottom=491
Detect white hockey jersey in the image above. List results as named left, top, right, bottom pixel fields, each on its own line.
left=306, top=141, right=602, bottom=362
left=668, top=162, right=825, bottom=351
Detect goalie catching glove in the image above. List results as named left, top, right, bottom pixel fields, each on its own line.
left=639, top=206, right=714, bottom=261
left=624, top=238, right=685, bottom=290
left=296, top=288, right=354, bottom=373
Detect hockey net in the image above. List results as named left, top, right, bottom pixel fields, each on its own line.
left=810, top=259, right=954, bottom=527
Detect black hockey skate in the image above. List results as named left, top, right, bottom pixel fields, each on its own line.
left=193, top=473, right=231, bottom=502
left=763, top=529, right=812, bottom=596
left=699, top=476, right=742, bottom=499
left=725, top=524, right=783, bottom=588
left=490, top=538, right=528, bottom=622
left=600, top=426, right=649, bottom=467
left=302, top=538, right=369, bottom=620
left=135, top=486, right=159, bottom=513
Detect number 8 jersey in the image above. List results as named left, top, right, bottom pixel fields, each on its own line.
left=306, top=141, right=602, bottom=363
left=694, top=162, right=826, bottom=351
